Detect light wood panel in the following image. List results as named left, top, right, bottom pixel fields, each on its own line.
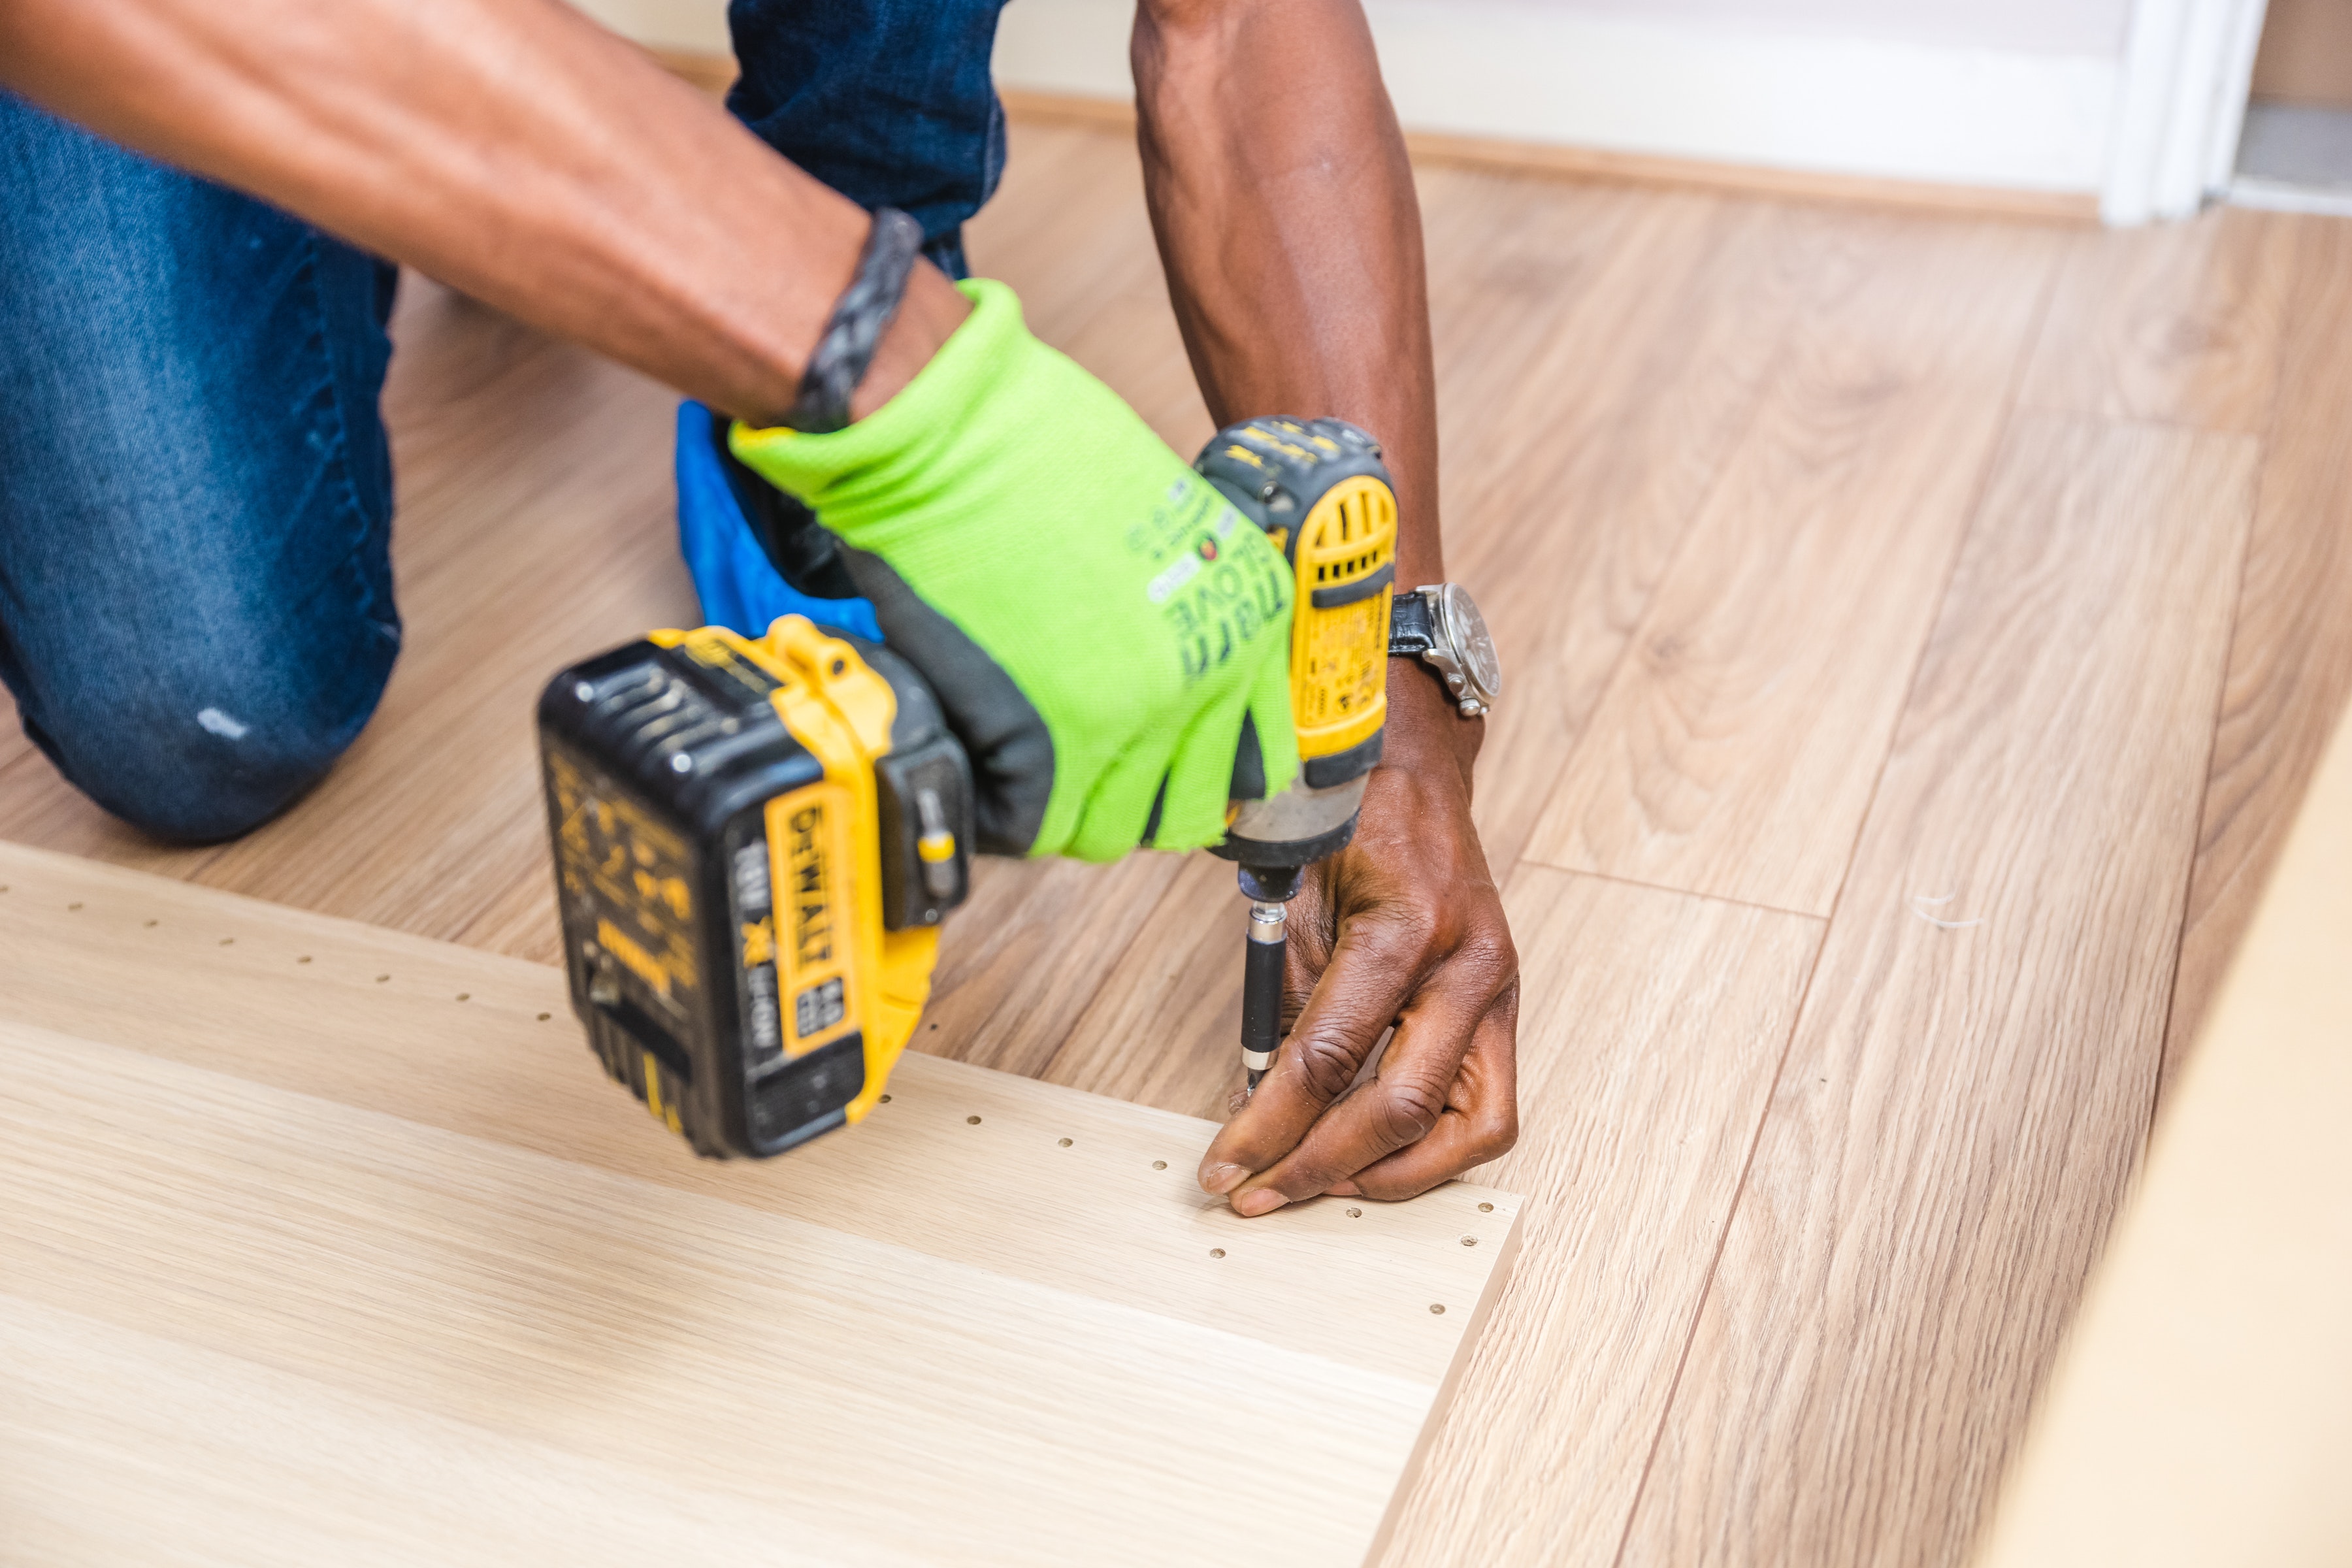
left=2017, top=204, right=2293, bottom=434
left=1379, top=865, right=1823, bottom=1568
left=2161, top=214, right=2352, bottom=1101
left=0, top=841, right=1521, bottom=1567
left=1622, top=415, right=2257, bottom=1568
left=1971, top=703, right=2352, bottom=1568
left=1527, top=216, right=2063, bottom=915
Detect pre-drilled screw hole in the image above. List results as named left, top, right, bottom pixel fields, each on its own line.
left=1347, top=1207, right=1363, bottom=1218
left=142, top=919, right=157, bottom=928
left=455, top=993, right=470, bottom=1002
left=1152, top=1160, right=1168, bottom=1170
left=966, top=1115, right=981, bottom=1125
left=1057, top=1137, right=1073, bottom=1147
left=537, top=1012, right=551, bottom=1022
left=67, top=902, right=81, bottom=911
left=879, top=1094, right=892, bottom=1103
left=219, top=938, right=234, bottom=947
left=1478, top=1201, right=1494, bottom=1212
left=1461, top=1236, right=1477, bottom=1247
left=297, top=956, right=312, bottom=964
left=1209, top=1249, right=1226, bottom=1259
left=376, top=975, right=390, bottom=983
left=1429, top=1304, right=1446, bottom=1315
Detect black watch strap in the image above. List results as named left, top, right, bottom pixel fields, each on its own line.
left=1388, top=589, right=1437, bottom=658
left=781, top=206, right=926, bottom=433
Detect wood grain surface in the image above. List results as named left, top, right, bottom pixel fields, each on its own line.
left=0, top=120, right=2342, bottom=1568
left=1379, top=866, right=1822, bottom=1568
left=2160, top=215, right=2352, bottom=1102
left=2017, top=205, right=2293, bottom=435
left=1621, top=416, right=2257, bottom=1568
left=0, top=842, right=1521, bottom=1568
left=1972, top=702, right=2352, bottom=1568
left=1527, top=216, right=2063, bottom=915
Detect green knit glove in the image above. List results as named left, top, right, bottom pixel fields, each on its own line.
left=731, top=279, right=1298, bottom=862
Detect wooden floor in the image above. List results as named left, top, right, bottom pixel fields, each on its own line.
left=6, top=122, right=2352, bottom=1567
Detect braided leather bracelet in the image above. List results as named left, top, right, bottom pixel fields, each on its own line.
left=781, top=206, right=926, bottom=433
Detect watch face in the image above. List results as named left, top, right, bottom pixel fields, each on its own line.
left=1439, top=584, right=1501, bottom=703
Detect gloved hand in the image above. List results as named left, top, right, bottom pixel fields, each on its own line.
left=732, top=279, right=1298, bottom=862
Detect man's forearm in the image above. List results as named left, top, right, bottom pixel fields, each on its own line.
left=0, top=0, right=966, bottom=424
left=1132, top=0, right=1443, bottom=590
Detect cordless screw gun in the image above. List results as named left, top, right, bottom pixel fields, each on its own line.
left=536, top=418, right=1395, bottom=1155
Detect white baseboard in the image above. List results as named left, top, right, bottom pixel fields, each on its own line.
left=995, top=0, right=2121, bottom=196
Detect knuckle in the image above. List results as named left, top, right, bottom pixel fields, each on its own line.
left=1290, top=1034, right=1364, bottom=1103
left=1356, top=897, right=1439, bottom=956
left=1458, top=927, right=1519, bottom=984
left=1473, top=1107, right=1520, bottom=1164
left=1371, top=1073, right=1448, bottom=1144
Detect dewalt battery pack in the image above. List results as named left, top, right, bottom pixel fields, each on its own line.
left=537, top=617, right=972, bottom=1158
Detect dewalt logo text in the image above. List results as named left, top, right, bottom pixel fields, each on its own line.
left=787, top=804, right=834, bottom=968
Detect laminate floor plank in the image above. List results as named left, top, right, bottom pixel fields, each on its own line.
left=1435, top=189, right=1829, bottom=875
left=2016, top=204, right=2293, bottom=435
left=2161, top=214, right=2352, bottom=1102
left=1527, top=216, right=2064, bottom=916
left=1377, top=866, right=1823, bottom=1568
left=1054, top=184, right=1829, bottom=1119
left=1621, top=414, right=2258, bottom=1568
left=1972, top=703, right=2352, bottom=1568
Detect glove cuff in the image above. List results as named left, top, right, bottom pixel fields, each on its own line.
left=730, top=279, right=1022, bottom=502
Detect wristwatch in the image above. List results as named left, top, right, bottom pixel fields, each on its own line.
left=1388, top=584, right=1501, bottom=717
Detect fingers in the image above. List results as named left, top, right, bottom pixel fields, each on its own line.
left=1058, top=737, right=1169, bottom=863
left=1147, top=691, right=1250, bottom=853
left=1328, top=983, right=1519, bottom=1201
left=1244, top=649, right=1300, bottom=798
left=1222, top=956, right=1503, bottom=1215
left=1196, top=905, right=1428, bottom=1205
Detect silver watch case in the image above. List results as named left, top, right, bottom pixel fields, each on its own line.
left=1409, top=583, right=1502, bottom=717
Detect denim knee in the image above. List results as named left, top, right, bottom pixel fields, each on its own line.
left=16, top=629, right=394, bottom=843
left=0, top=93, right=402, bottom=842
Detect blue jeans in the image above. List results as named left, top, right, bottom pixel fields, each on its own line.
left=0, top=0, right=1009, bottom=841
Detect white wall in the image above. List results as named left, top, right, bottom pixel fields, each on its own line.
left=573, top=0, right=2161, bottom=204
left=997, top=0, right=2125, bottom=195
left=1498, top=0, right=2134, bottom=57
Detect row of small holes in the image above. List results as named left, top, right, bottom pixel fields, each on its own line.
left=14, top=883, right=1482, bottom=1314
left=5, top=885, right=1512, bottom=1252
left=33, top=892, right=562, bottom=1019
left=31, top=880, right=1505, bottom=1277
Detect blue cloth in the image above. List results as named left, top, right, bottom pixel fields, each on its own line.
left=674, top=400, right=881, bottom=643
left=0, top=93, right=400, bottom=841
left=727, top=0, right=1009, bottom=274
left=1, top=0, right=1011, bottom=840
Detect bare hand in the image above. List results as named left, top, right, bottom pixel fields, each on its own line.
left=1198, top=662, right=1519, bottom=1215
